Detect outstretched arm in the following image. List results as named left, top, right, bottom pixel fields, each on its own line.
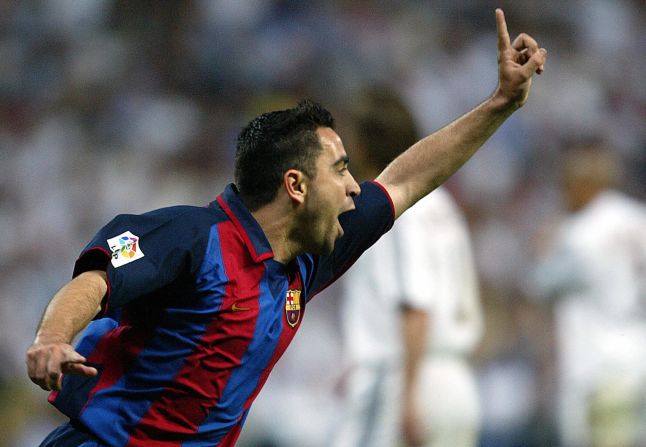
left=26, top=270, right=107, bottom=391
left=376, top=9, right=547, bottom=218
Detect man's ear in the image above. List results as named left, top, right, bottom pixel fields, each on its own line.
left=284, top=169, right=307, bottom=205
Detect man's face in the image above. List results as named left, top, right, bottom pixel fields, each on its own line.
left=300, top=127, right=361, bottom=255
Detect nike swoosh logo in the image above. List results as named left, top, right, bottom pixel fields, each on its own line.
left=231, top=303, right=250, bottom=311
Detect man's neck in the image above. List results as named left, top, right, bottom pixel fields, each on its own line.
left=251, top=202, right=300, bottom=264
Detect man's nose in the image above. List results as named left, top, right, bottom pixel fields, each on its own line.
left=348, top=174, right=361, bottom=197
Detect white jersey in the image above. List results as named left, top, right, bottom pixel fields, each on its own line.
left=531, top=190, right=646, bottom=446
left=342, top=186, right=483, bottom=365
left=334, top=187, right=483, bottom=447
left=532, top=190, right=646, bottom=380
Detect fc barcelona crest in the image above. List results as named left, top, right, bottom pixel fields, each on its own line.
left=285, top=289, right=302, bottom=328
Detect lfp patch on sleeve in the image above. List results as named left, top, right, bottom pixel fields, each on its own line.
left=107, top=231, right=145, bottom=268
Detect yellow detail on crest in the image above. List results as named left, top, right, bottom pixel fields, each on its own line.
left=285, top=289, right=302, bottom=327
left=285, top=289, right=301, bottom=311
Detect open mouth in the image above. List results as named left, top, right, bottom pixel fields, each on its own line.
left=336, top=205, right=355, bottom=238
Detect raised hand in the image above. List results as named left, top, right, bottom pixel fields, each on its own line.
left=494, top=8, right=547, bottom=108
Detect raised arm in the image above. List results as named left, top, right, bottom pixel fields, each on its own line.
left=26, top=270, right=107, bottom=391
left=376, top=9, right=547, bottom=219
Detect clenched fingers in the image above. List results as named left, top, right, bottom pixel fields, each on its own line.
left=512, top=33, right=544, bottom=74
left=521, top=48, right=548, bottom=77
left=512, top=33, right=539, bottom=54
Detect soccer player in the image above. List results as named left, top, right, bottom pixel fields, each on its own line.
left=529, top=142, right=646, bottom=447
left=26, top=10, right=546, bottom=447
left=332, top=87, right=483, bottom=447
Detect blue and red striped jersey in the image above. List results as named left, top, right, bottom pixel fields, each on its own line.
left=49, top=181, right=394, bottom=446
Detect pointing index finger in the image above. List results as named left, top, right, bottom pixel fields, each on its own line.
left=496, top=8, right=511, bottom=53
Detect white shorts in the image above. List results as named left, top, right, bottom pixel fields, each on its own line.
left=332, top=356, right=481, bottom=447
left=331, top=363, right=401, bottom=447
left=417, top=356, right=481, bottom=447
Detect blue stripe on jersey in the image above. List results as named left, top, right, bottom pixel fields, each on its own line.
left=296, top=255, right=314, bottom=301
left=75, top=318, right=119, bottom=356
left=78, top=224, right=228, bottom=447
left=194, top=266, right=285, bottom=440
left=51, top=319, right=120, bottom=419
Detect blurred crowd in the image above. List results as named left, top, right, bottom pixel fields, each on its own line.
left=0, top=1, right=644, bottom=446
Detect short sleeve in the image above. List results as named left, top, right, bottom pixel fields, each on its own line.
left=73, top=206, right=212, bottom=315
left=388, top=205, right=438, bottom=311
left=308, top=181, right=395, bottom=298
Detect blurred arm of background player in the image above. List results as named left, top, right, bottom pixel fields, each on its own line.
left=401, top=306, right=429, bottom=446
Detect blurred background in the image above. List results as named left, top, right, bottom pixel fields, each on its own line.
left=0, top=1, right=644, bottom=446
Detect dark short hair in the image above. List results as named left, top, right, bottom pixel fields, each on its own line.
left=350, top=86, right=418, bottom=172
left=234, top=99, right=335, bottom=210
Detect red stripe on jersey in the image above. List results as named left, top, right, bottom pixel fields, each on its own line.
left=216, top=195, right=273, bottom=262
left=126, top=221, right=263, bottom=446
left=83, top=319, right=152, bottom=412
left=235, top=271, right=305, bottom=428
left=48, top=322, right=150, bottom=410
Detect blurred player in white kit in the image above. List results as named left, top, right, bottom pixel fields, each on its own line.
left=332, top=87, right=484, bottom=447
left=530, top=141, right=646, bottom=447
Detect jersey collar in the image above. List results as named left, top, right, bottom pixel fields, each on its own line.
left=212, top=183, right=274, bottom=263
